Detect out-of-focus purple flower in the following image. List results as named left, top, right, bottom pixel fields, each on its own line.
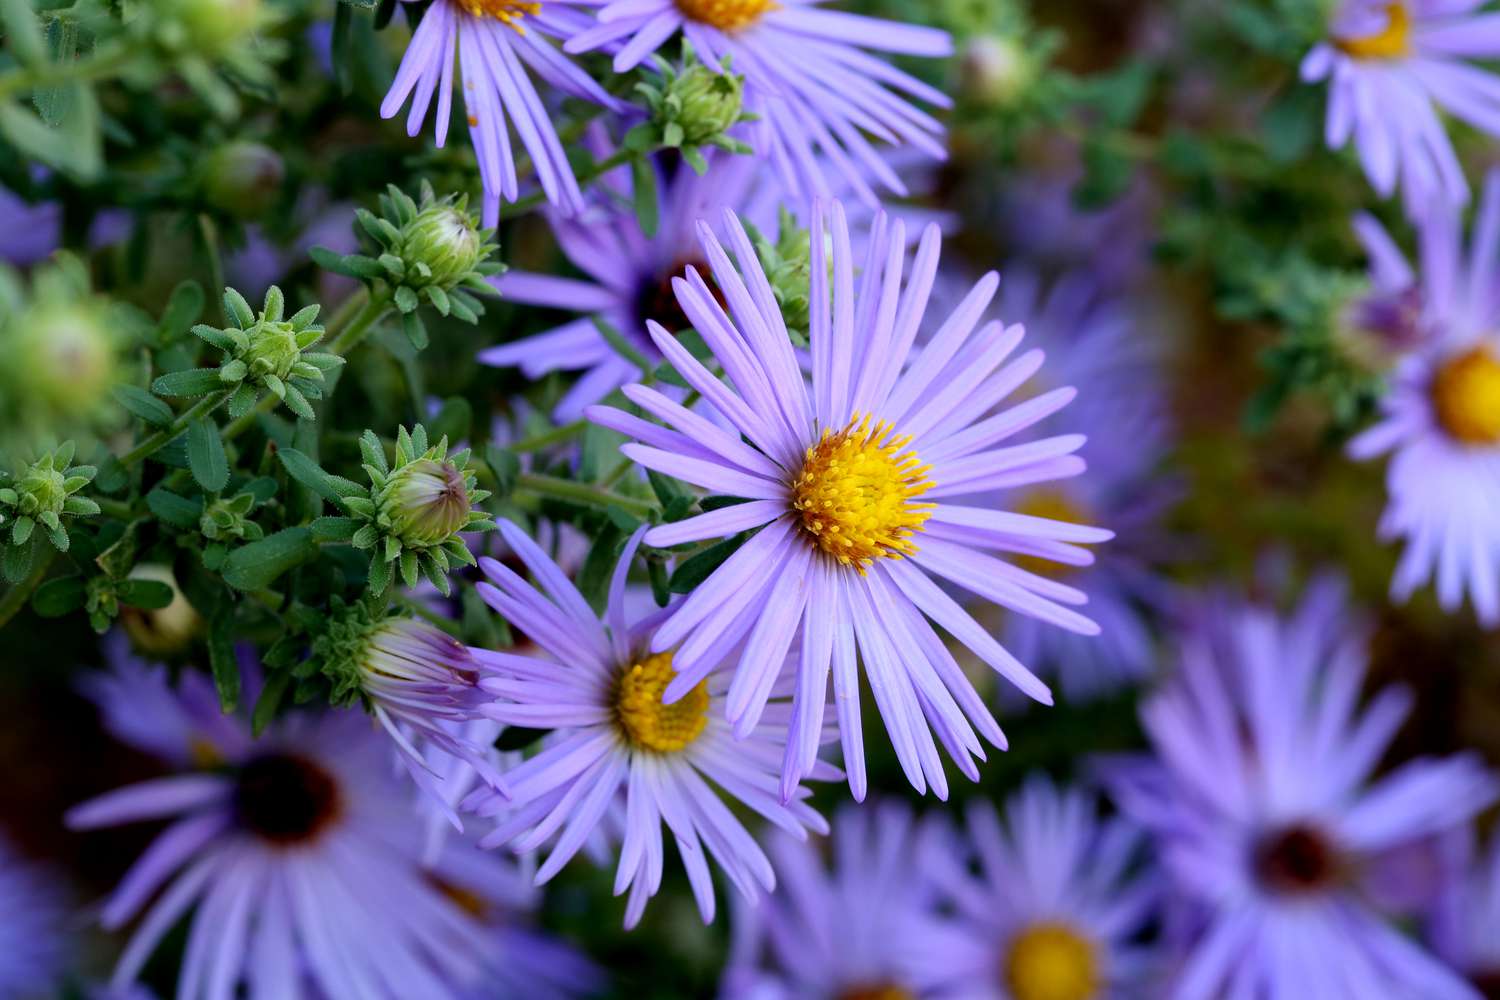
left=567, top=0, right=952, bottom=206
left=1431, top=831, right=1500, bottom=994
left=1099, top=575, right=1496, bottom=1000
left=996, top=270, right=1176, bottom=700
left=0, top=185, right=62, bottom=266
left=723, top=802, right=953, bottom=1000
left=464, top=521, right=834, bottom=929
left=915, top=777, right=1157, bottom=1000
left=1349, top=171, right=1500, bottom=627
left=382, top=0, right=621, bottom=225
left=0, top=834, right=68, bottom=996
left=588, top=201, right=1111, bottom=800
left=67, top=648, right=500, bottom=999
left=1301, top=0, right=1500, bottom=214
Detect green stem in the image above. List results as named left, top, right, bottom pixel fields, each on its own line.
left=198, top=215, right=228, bottom=325
left=510, top=419, right=587, bottom=453
left=118, top=390, right=232, bottom=468
left=515, top=473, right=655, bottom=519
left=0, top=550, right=56, bottom=631
left=0, top=41, right=133, bottom=100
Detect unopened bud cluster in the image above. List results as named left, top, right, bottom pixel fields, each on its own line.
left=628, top=43, right=753, bottom=172
left=0, top=442, right=99, bottom=554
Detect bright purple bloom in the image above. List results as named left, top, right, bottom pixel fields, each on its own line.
left=465, top=520, right=834, bottom=928
left=916, top=778, right=1157, bottom=1000
left=382, top=0, right=620, bottom=225
left=588, top=201, right=1110, bottom=800
left=1349, top=171, right=1500, bottom=627
left=722, top=802, right=951, bottom=999
left=566, top=0, right=952, bottom=206
left=0, top=835, right=68, bottom=996
left=1099, top=575, right=1496, bottom=1000
left=997, top=270, right=1176, bottom=700
left=68, top=651, right=499, bottom=999
left=1301, top=0, right=1500, bottom=213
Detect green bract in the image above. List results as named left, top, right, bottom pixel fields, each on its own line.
left=0, top=442, right=99, bottom=556
left=627, top=42, right=754, bottom=174
left=342, top=425, right=494, bottom=596
left=155, top=285, right=342, bottom=422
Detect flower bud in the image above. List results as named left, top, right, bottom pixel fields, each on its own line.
left=661, top=60, right=746, bottom=147
left=158, top=0, right=267, bottom=56
left=0, top=443, right=98, bottom=551
left=242, top=318, right=302, bottom=381
left=13, top=301, right=116, bottom=419
left=396, top=204, right=484, bottom=290
left=201, top=142, right=284, bottom=219
left=121, top=565, right=203, bottom=656
left=960, top=35, right=1034, bottom=108
left=379, top=458, right=473, bottom=548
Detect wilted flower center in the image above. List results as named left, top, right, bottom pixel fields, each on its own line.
left=457, top=0, right=540, bottom=31
left=613, top=651, right=710, bottom=753
left=792, top=414, right=934, bottom=570
left=233, top=753, right=343, bottom=845
left=1431, top=346, right=1500, bottom=445
left=1335, top=3, right=1410, bottom=60
left=676, top=0, right=777, bottom=32
left=838, top=986, right=915, bottom=1000
left=1003, top=922, right=1101, bottom=1000
left=1254, top=823, right=1340, bottom=894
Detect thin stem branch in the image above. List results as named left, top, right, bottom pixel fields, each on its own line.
left=117, top=391, right=232, bottom=468
left=0, top=41, right=132, bottom=100
left=509, top=419, right=587, bottom=454
left=515, top=473, right=655, bottom=519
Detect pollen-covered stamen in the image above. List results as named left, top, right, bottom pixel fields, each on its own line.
left=1003, top=922, right=1101, bottom=1000
left=675, top=0, right=777, bottom=32
left=1335, top=2, right=1410, bottom=60
left=1432, top=345, right=1500, bottom=445
left=458, top=0, right=541, bottom=33
left=791, top=414, right=934, bottom=570
left=613, top=652, right=710, bottom=753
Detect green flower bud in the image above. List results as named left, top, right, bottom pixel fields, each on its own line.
left=396, top=204, right=484, bottom=290
left=0, top=443, right=99, bottom=552
left=243, top=318, right=302, bottom=381
left=378, top=458, right=473, bottom=548
left=13, top=301, right=117, bottom=419
left=660, top=60, right=746, bottom=148
left=753, top=209, right=830, bottom=343
left=960, top=35, right=1035, bottom=108
left=201, top=141, right=284, bottom=219
left=157, top=0, right=268, bottom=56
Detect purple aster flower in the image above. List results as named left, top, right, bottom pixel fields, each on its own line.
left=588, top=201, right=1111, bottom=800
left=68, top=653, right=498, bottom=998
left=566, top=0, right=952, bottom=206
left=916, top=777, right=1158, bottom=1000
left=996, top=270, right=1176, bottom=700
left=1431, top=831, right=1500, bottom=994
left=0, top=184, right=62, bottom=266
left=721, top=802, right=952, bottom=999
left=464, top=520, right=835, bottom=928
left=1300, top=0, right=1500, bottom=213
left=1348, top=171, right=1500, bottom=626
left=1098, top=575, right=1496, bottom=1000
left=382, top=0, right=620, bottom=225
left=0, top=835, right=68, bottom=995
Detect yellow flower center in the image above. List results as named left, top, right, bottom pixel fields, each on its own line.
left=613, top=652, right=710, bottom=753
left=1004, top=922, right=1101, bottom=1000
left=1012, top=488, right=1090, bottom=577
left=675, top=0, right=777, bottom=32
left=1431, top=346, right=1500, bottom=445
left=457, top=0, right=541, bottom=32
left=1335, top=3, right=1411, bottom=60
left=791, top=414, right=934, bottom=571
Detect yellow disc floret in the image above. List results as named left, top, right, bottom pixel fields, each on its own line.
left=613, top=652, right=710, bottom=753
left=791, top=414, right=934, bottom=570
left=458, top=0, right=541, bottom=32
left=1335, top=3, right=1410, bottom=60
left=675, top=0, right=777, bottom=32
left=1431, top=346, right=1500, bottom=445
left=1003, top=922, right=1101, bottom=1000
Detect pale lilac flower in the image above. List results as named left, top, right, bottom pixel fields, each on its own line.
left=588, top=201, right=1110, bottom=800
left=566, top=0, right=952, bottom=206
left=997, top=270, right=1176, bottom=699
left=382, top=0, right=620, bottom=225
left=1301, top=0, right=1500, bottom=213
left=1431, top=830, right=1500, bottom=994
left=68, top=652, right=498, bottom=999
left=1349, top=171, right=1500, bottom=626
left=0, top=835, right=68, bottom=996
left=917, top=778, right=1157, bottom=1000
left=465, top=520, right=834, bottom=928
left=1099, top=575, right=1496, bottom=1000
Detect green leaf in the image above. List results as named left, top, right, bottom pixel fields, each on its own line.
left=629, top=154, right=660, bottom=239
left=1, top=536, right=35, bottom=584
left=277, top=448, right=344, bottom=508
left=393, top=284, right=419, bottom=314
left=0, top=0, right=46, bottom=67
left=648, top=557, right=670, bottom=607
left=0, top=93, right=100, bottom=178
left=153, top=368, right=226, bottom=397
left=668, top=531, right=748, bottom=593
left=578, top=523, right=624, bottom=612
left=208, top=614, right=240, bottom=712
left=116, top=578, right=174, bottom=610
left=310, top=516, right=359, bottom=541
left=31, top=575, right=85, bottom=617
left=157, top=281, right=206, bottom=341
left=186, top=417, right=229, bottom=492
left=252, top=669, right=292, bottom=736
left=32, top=16, right=79, bottom=125
left=145, top=487, right=204, bottom=528
left=593, top=316, right=652, bottom=374
left=309, top=246, right=385, bottom=280
left=401, top=309, right=428, bottom=349
left=112, top=384, right=175, bottom=427
left=221, top=527, right=318, bottom=591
